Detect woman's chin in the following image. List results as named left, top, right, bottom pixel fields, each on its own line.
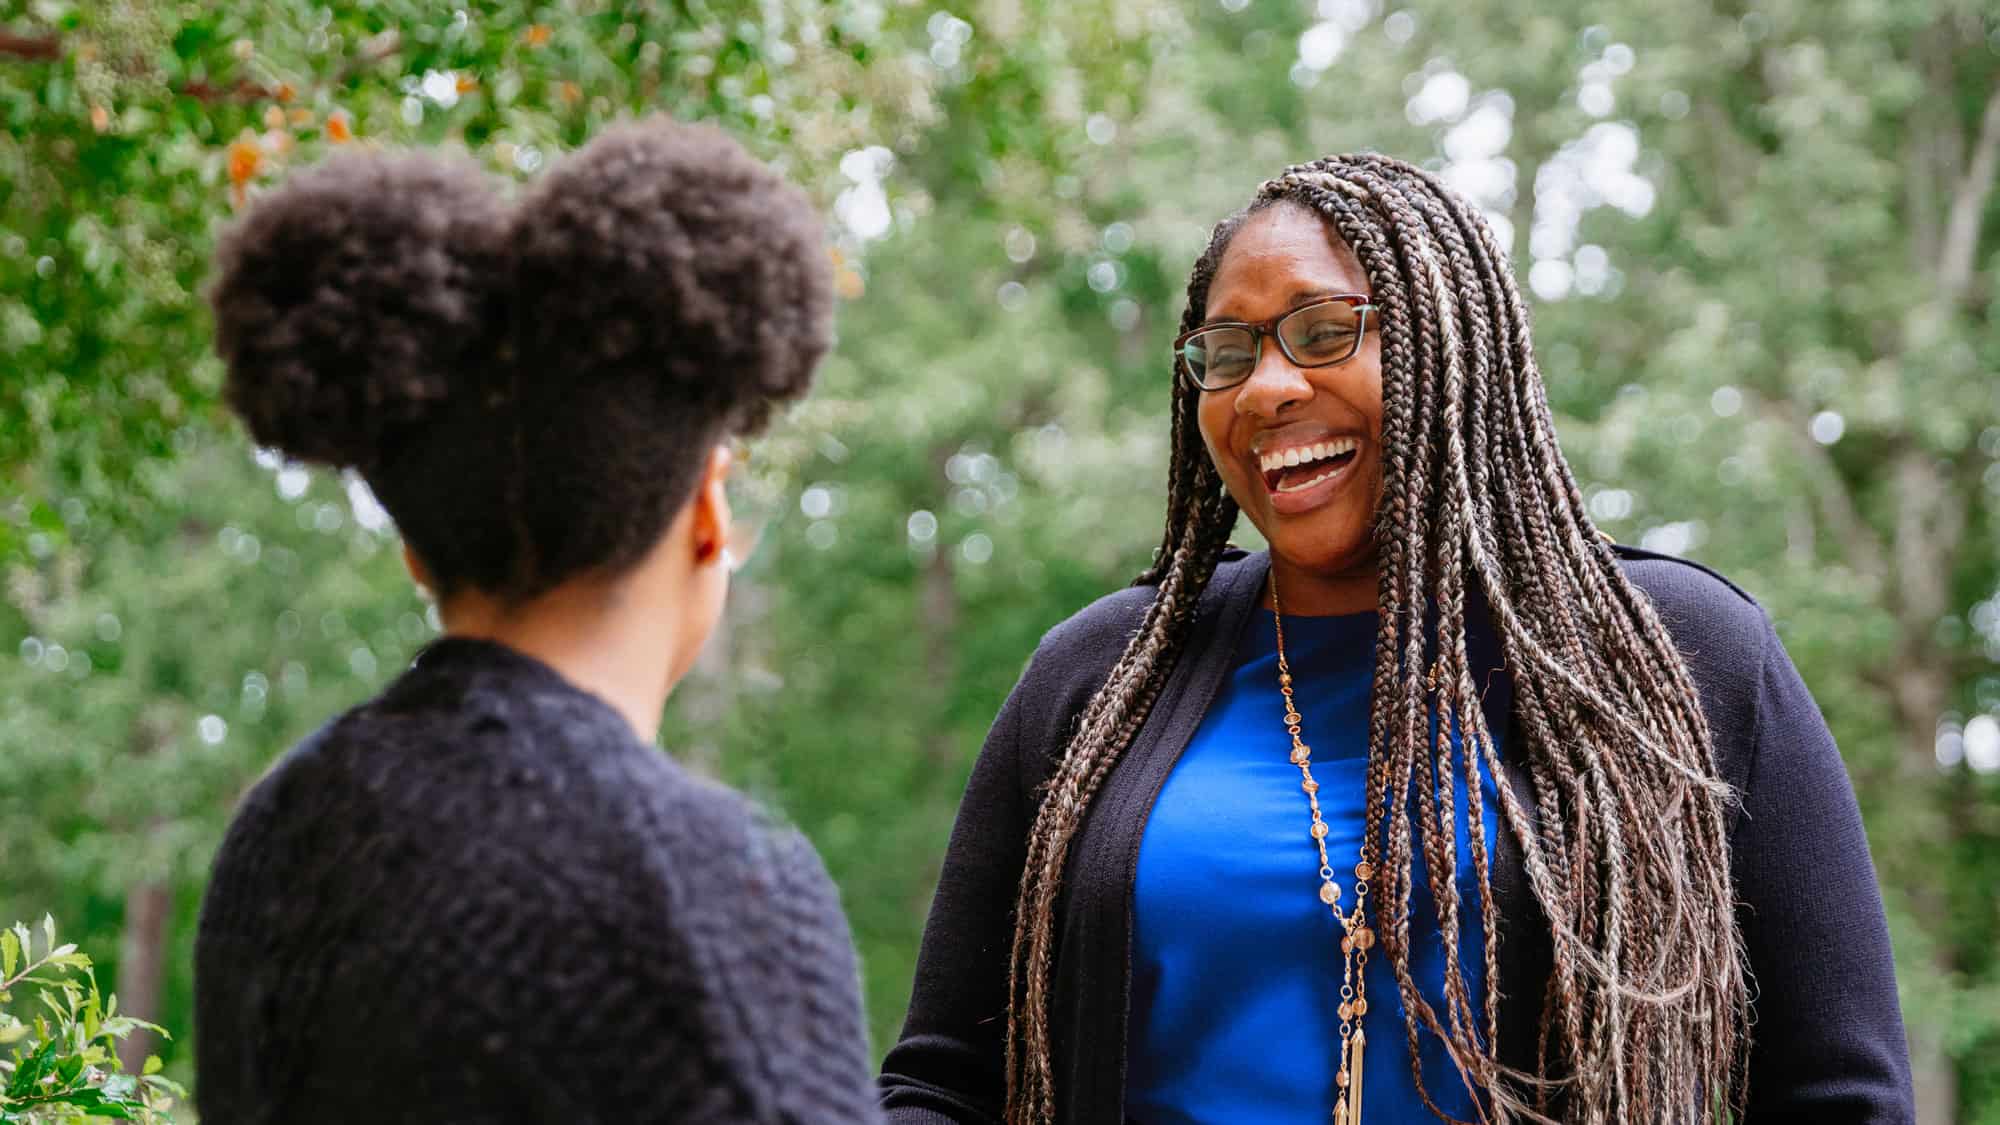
left=1263, top=523, right=1377, bottom=582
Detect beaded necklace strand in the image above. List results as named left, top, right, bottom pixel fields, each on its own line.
left=1270, top=569, right=1379, bottom=1124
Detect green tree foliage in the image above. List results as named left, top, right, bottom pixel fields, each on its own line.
left=0, top=435, right=426, bottom=1091
left=0, top=916, right=183, bottom=1122
left=3, top=0, right=1996, bottom=1119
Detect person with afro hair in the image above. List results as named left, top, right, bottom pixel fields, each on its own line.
left=192, top=118, right=884, bottom=1124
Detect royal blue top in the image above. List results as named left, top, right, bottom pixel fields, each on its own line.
left=1126, top=608, right=1509, bottom=1124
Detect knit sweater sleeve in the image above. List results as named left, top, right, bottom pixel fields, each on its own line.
left=193, top=773, right=288, bottom=1124
left=755, top=824, right=888, bottom=1125
left=424, top=781, right=889, bottom=1125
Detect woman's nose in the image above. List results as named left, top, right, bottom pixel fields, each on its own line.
left=1234, top=340, right=1311, bottom=418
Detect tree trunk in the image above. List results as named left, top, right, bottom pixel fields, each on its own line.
left=920, top=540, right=958, bottom=764
left=1891, top=660, right=1959, bottom=1125
left=1887, top=450, right=1969, bottom=1124
left=115, top=877, right=171, bottom=1075
left=1913, top=1008, right=1959, bottom=1125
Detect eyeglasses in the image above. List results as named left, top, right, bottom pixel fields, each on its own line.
left=1173, top=294, right=1375, bottom=391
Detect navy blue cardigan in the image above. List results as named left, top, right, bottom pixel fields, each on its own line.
left=881, top=547, right=1913, bottom=1123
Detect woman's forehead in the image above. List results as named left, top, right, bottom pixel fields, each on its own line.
left=1207, top=202, right=1367, bottom=321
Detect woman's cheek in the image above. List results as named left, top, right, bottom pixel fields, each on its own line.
left=1195, top=400, right=1234, bottom=483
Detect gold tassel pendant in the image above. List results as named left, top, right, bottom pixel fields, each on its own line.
left=1349, top=1027, right=1366, bottom=1123
left=1333, top=1027, right=1367, bottom=1123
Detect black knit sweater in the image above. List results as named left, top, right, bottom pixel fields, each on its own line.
left=195, top=637, right=884, bottom=1125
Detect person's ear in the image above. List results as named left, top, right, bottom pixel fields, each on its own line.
left=403, top=542, right=435, bottom=596
left=690, top=445, right=733, bottom=568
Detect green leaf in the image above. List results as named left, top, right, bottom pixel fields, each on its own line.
left=0, top=930, right=15, bottom=980
left=40, top=915, right=53, bottom=955
left=140, top=1055, right=161, bottom=1076
left=142, top=1069, right=189, bottom=1096
left=7, top=1039, right=56, bottom=1097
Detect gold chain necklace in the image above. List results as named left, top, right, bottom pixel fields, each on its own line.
left=1271, top=570, right=1378, bottom=1125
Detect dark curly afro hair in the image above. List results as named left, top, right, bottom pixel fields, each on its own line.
left=208, top=117, right=834, bottom=600
left=512, top=120, right=831, bottom=434
left=210, top=151, right=511, bottom=466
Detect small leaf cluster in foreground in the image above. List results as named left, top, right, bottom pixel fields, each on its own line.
left=0, top=918, right=181, bottom=1123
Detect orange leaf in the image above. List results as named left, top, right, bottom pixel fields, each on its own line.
left=523, top=24, right=552, bottom=47
left=559, top=81, right=582, bottom=104
left=288, top=108, right=314, bottom=127
left=275, top=82, right=297, bottom=104
left=455, top=74, right=479, bottom=94
left=326, top=113, right=353, bottom=143
left=263, top=105, right=286, bottom=130
left=227, top=137, right=262, bottom=186
left=89, top=105, right=110, bottom=133
left=835, top=266, right=865, bottom=300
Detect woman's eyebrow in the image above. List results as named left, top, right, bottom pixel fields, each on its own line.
left=1201, top=288, right=1350, bottom=327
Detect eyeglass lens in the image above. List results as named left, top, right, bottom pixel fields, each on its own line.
left=1180, top=300, right=1365, bottom=388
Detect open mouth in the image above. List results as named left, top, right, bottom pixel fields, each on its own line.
left=1259, top=437, right=1359, bottom=495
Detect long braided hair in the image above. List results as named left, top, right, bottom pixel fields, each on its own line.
left=1003, top=154, right=1750, bottom=1124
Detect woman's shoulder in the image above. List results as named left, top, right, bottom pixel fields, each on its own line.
left=1031, top=547, right=1265, bottom=668
left=219, top=658, right=770, bottom=887
left=1610, top=545, right=1786, bottom=795
left=994, top=549, right=1263, bottom=763
left=1612, top=543, right=1772, bottom=672
left=1034, top=583, right=1157, bottom=668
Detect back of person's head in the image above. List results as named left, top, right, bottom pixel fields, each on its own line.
left=208, top=118, right=832, bottom=602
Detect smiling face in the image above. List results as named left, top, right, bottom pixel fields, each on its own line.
left=1195, top=201, right=1385, bottom=609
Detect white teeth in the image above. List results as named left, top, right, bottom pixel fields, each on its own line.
left=1259, top=438, right=1359, bottom=474
left=1276, top=466, right=1342, bottom=493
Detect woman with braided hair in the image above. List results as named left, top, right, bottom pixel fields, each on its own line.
left=880, top=154, right=1912, bottom=1124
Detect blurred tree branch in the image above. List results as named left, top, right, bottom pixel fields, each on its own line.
left=0, top=26, right=400, bottom=104
left=0, top=29, right=59, bottom=61
left=1768, top=398, right=1889, bottom=583
left=1940, top=84, right=2000, bottom=306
